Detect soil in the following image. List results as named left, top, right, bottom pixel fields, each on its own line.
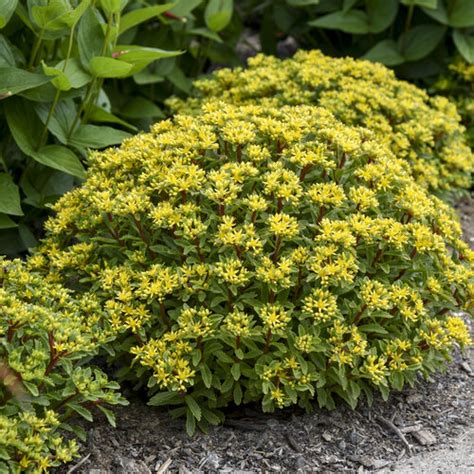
left=58, top=193, right=474, bottom=474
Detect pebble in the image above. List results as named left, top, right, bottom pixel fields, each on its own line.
left=413, top=429, right=437, bottom=446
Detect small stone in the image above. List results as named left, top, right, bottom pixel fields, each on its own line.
left=358, top=456, right=374, bottom=468
left=460, top=362, right=472, bottom=375
left=413, top=429, right=437, bottom=446
left=406, top=393, right=423, bottom=404
left=322, top=432, right=332, bottom=442
left=372, top=459, right=390, bottom=469
left=295, top=455, right=306, bottom=470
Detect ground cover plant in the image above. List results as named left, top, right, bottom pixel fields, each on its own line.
left=0, top=0, right=239, bottom=256
left=168, top=50, right=474, bottom=198
left=1, top=101, right=471, bottom=471
left=0, top=259, right=126, bottom=472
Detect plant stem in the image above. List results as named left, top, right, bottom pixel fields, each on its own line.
left=29, top=29, right=44, bottom=68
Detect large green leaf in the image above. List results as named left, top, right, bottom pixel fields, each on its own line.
left=119, top=3, right=174, bottom=34
left=363, top=39, right=404, bottom=65
left=0, top=0, right=18, bottom=28
left=34, top=144, right=85, bottom=178
left=77, top=8, right=105, bottom=69
left=169, top=0, right=202, bottom=16
left=35, top=99, right=75, bottom=144
left=88, top=105, right=137, bottom=131
left=31, top=0, right=72, bottom=31
left=69, top=124, right=130, bottom=149
left=0, top=35, right=16, bottom=66
left=89, top=56, right=134, bottom=78
left=120, top=96, right=165, bottom=118
left=309, top=10, right=369, bottom=34
left=0, top=67, right=51, bottom=98
left=205, top=0, right=233, bottom=32
left=453, top=29, right=474, bottom=63
left=4, top=97, right=42, bottom=155
left=366, top=0, right=398, bottom=33
left=449, top=0, right=474, bottom=28
left=114, top=45, right=183, bottom=74
left=0, top=214, right=17, bottom=229
left=0, top=173, right=22, bottom=216
left=399, top=24, right=446, bottom=61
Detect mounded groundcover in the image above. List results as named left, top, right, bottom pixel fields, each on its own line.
left=0, top=57, right=473, bottom=473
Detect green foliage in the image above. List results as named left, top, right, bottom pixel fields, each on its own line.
left=0, top=0, right=240, bottom=256
left=24, top=102, right=473, bottom=442
left=169, top=50, right=473, bottom=197
left=432, top=57, right=474, bottom=148
left=239, top=0, right=474, bottom=73
left=0, top=259, right=127, bottom=472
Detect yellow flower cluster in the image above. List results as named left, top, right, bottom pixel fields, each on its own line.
left=11, top=98, right=471, bottom=435
left=169, top=50, right=473, bottom=194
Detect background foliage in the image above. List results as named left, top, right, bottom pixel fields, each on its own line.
left=0, top=0, right=239, bottom=255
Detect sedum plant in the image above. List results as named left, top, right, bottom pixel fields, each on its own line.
left=0, top=259, right=127, bottom=472
left=168, top=50, right=474, bottom=197
left=26, top=102, right=473, bottom=436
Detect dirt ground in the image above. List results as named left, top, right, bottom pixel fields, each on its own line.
left=58, top=193, right=474, bottom=474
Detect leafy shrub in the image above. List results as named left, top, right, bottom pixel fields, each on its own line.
left=0, top=0, right=239, bottom=256
left=432, top=57, right=474, bottom=148
left=168, top=50, right=474, bottom=196
left=0, top=259, right=126, bottom=472
left=239, top=0, right=474, bottom=76
left=25, top=102, right=473, bottom=437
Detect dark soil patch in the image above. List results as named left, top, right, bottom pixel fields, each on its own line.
left=57, top=196, right=474, bottom=474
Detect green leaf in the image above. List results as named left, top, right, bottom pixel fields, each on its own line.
left=0, top=0, right=17, bottom=28
left=0, top=213, right=17, bottom=229
left=231, top=363, right=241, bottom=381
left=42, top=61, right=71, bottom=91
left=188, top=27, right=223, bottom=43
left=77, top=8, right=105, bottom=68
left=89, top=56, right=133, bottom=78
left=0, top=67, right=51, bottom=98
left=399, top=24, right=446, bottom=61
left=401, top=0, right=437, bottom=7
left=100, top=0, right=123, bottom=15
left=133, top=69, right=165, bottom=85
left=170, top=0, right=202, bottom=17
left=34, top=145, right=85, bottom=178
left=113, top=45, right=183, bottom=74
left=35, top=99, right=75, bottom=145
left=421, top=1, right=447, bottom=24
left=120, top=96, right=164, bottom=119
left=148, top=391, right=180, bottom=406
left=5, top=97, right=42, bottom=155
left=165, top=64, right=192, bottom=93
left=205, top=0, right=233, bottom=32
left=453, top=29, right=474, bottom=63
left=0, top=173, right=22, bottom=216
left=366, top=0, right=398, bottom=33
left=184, top=395, right=202, bottom=421
left=233, top=383, right=242, bottom=405
left=22, top=380, right=39, bottom=396
left=31, top=0, right=72, bottom=31
left=0, top=35, right=16, bottom=67
left=88, top=105, right=137, bottom=131
left=70, top=124, right=130, bottom=149
left=98, top=405, right=117, bottom=427
left=119, top=3, right=175, bottom=34
left=54, top=58, right=92, bottom=89
left=186, top=407, right=196, bottom=436
left=309, top=10, right=369, bottom=34
left=363, top=39, right=404, bottom=65
left=200, top=365, right=212, bottom=389
left=449, top=0, right=474, bottom=27
left=68, top=402, right=93, bottom=421
left=358, top=323, right=388, bottom=335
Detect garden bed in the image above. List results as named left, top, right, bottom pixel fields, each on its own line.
left=59, top=193, right=474, bottom=474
